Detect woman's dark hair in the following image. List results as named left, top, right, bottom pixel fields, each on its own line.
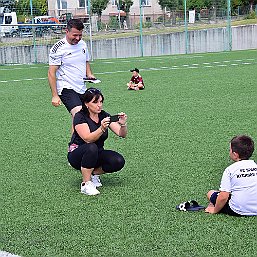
left=231, top=135, right=254, bottom=160
left=67, top=19, right=84, bottom=31
left=82, top=88, right=104, bottom=116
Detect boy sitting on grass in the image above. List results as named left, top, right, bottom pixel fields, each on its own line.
left=205, top=135, right=257, bottom=216
left=127, top=68, right=145, bottom=90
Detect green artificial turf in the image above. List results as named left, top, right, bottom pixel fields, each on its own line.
left=1, top=50, right=257, bottom=257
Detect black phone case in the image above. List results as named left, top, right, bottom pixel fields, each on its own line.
left=110, top=115, right=119, bottom=122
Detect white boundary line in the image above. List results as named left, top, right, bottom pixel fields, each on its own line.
left=0, top=77, right=47, bottom=83
left=0, top=251, right=21, bottom=257
left=0, top=59, right=256, bottom=84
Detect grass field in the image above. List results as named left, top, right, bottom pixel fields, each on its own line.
left=1, top=50, right=257, bottom=257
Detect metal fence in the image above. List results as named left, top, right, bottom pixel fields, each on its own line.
left=47, top=5, right=257, bottom=31
left=0, top=3, right=257, bottom=64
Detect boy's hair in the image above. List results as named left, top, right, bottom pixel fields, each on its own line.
left=231, top=135, right=254, bottom=160
left=67, top=19, right=84, bottom=31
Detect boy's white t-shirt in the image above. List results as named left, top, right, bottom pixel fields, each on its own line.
left=49, top=37, right=90, bottom=95
left=220, top=160, right=257, bottom=215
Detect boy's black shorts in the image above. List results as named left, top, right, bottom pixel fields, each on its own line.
left=210, top=192, right=242, bottom=217
left=59, top=88, right=85, bottom=112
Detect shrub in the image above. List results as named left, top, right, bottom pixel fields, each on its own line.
left=245, top=11, right=256, bottom=19
left=108, top=16, right=119, bottom=29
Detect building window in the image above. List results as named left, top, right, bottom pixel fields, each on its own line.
left=57, top=0, right=67, bottom=10
left=141, top=0, right=150, bottom=6
left=78, top=0, right=85, bottom=8
left=111, top=0, right=118, bottom=6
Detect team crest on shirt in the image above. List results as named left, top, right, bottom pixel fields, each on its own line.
left=82, top=48, right=86, bottom=54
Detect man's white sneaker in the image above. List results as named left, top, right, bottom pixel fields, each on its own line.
left=81, top=181, right=100, bottom=195
left=91, top=175, right=102, bottom=187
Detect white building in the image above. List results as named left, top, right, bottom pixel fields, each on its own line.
left=47, top=0, right=164, bottom=25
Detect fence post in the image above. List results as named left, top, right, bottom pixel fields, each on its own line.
left=139, top=0, right=144, bottom=57
left=184, top=0, right=188, bottom=54
left=87, top=0, right=93, bottom=61
left=30, top=0, right=38, bottom=63
left=226, top=0, right=232, bottom=51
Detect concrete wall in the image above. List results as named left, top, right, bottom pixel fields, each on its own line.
left=0, top=24, right=257, bottom=64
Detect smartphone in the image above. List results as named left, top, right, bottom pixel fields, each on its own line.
left=110, top=115, right=119, bottom=123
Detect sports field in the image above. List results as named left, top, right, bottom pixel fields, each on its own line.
left=1, top=49, right=257, bottom=257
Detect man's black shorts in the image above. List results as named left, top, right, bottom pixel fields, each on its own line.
left=59, top=88, right=85, bottom=112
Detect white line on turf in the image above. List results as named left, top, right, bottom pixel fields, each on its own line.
left=0, top=77, right=47, bottom=83
left=0, top=251, right=21, bottom=257
left=0, top=58, right=255, bottom=72
left=0, top=66, right=45, bottom=71
left=0, top=60, right=256, bottom=83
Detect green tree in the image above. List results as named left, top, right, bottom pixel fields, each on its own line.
left=0, top=0, right=16, bottom=12
left=119, top=0, right=133, bottom=24
left=15, top=0, right=47, bottom=16
left=158, top=0, right=179, bottom=25
left=158, top=0, right=179, bottom=11
left=211, top=0, right=226, bottom=9
left=91, top=0, right=109, bottom=22
left=240, top=0, right=257, bottom=5
left=240, top=0, right=257, bottom=11
left=119, top=0, right=133, bottom=13
left=187, top=0, right=212, bottom=9
left=36, top=0, right=47, bottom=15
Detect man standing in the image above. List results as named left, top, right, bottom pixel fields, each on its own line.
left=48, top=19, right=95, bottom=122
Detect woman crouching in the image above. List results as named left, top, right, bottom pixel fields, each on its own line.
left=68, top=87, right=127, bottom=195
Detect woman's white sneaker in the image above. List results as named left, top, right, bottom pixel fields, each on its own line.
left=91, top=175, right=102, bottom=187
left=81, top=181, right=100, bottom=195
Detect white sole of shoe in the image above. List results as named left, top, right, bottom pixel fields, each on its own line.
left=81, top=190, right=100, bottom=196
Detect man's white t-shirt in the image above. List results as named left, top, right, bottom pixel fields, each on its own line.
left=49, top=37, right=90, bottom=95
left=220, top=160, right=257, bottom=215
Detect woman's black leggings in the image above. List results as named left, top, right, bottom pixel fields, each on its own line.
left=68, top=143, right=125, bottom=173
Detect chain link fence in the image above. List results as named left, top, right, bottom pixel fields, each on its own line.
left=98, top=6, right=256, bottom=31
left=0, top=3, right=257, bottom=64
